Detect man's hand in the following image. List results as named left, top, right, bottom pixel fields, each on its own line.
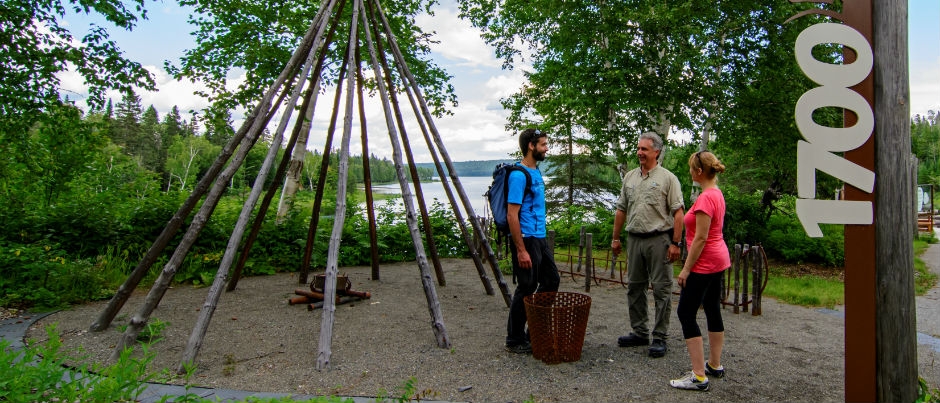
left=517, top=250, right=532, bottom=269
left=611, top=239, right=622, bottom=255
left=667, top=244, right=681, bottom=262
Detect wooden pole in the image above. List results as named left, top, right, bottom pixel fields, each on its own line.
left=316, top=0, right=361, bottom=370
left=110, top=78, right=292, bottom=361
left=742, top=244, right=749, bottom=313
left=358, top=0, right=450, bottom=349
left=584, top=233, right=592, bottom=292
left=371, top=0, right=510, bottom=306
left=298, top=0, right=350, bottom=285
left=873, top=1, right=917, bottom=400
left=176, top=39, right=322, bottom=372
left=364, top=1, right=494, bottom=296
left=275, top=0, right=334, bottom=224
left=228, top=8, right=336, bottom=291
left=751, top=245, right=761, bottom=316
left=374, top=43, right=447, bottom=287
left=354, top=43, right=381, bottom=281
left=88, top=44, right=303, bottom=332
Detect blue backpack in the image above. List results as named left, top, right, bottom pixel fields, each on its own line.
left=485, top=163, right=532, bottom=235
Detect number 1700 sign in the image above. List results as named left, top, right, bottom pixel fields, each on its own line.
left=794, top=23, right=875, bottom=237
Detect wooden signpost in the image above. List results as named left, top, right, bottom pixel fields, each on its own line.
left=790, top=1, right=916, bottom=401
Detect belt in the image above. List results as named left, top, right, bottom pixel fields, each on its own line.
left=628, top=230, right=671, bottom=239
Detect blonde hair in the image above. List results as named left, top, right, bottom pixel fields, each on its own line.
left=689, top=151, right=726, bottom=180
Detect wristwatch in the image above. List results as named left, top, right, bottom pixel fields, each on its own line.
left=670, top=241, right=680, bottom=247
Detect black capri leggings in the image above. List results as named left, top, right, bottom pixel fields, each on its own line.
left=676, top=271, right=725, bottom=339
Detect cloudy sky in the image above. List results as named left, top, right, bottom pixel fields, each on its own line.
left=60, top=0, right=940, bottom=163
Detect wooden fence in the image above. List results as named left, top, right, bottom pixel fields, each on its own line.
left=477, top=224, right=766, bottom=315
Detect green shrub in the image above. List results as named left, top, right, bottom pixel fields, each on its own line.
left=761, top=195, right=845, bottom=267
left=721, top=186, right=767, bottom=246
left=0, top=325, right=152, bottom=403
left=0, top=241, right=115, bottom=310
left=547, top=204, right=615, bottom=246
left=919, top=376, right=940, bottom=403
left=0, top=325, right=352, bottom=403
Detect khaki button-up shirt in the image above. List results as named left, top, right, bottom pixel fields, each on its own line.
left=614, top=164, right=684, bottom=234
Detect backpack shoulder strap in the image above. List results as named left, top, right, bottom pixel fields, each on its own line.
left=512, top=163, right=533, bottom=197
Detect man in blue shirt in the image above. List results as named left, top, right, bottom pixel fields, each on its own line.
left=505, top=128, right=560, bottom=354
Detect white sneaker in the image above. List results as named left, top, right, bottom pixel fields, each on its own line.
left=669, top=371, right=710, bottom=391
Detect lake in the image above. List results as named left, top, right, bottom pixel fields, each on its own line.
left=362, top=176, right=493, bottom=219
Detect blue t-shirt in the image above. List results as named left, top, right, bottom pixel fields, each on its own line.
left=506, top=163, right=546, bottom=238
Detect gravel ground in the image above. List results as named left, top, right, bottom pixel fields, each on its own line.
left=23, top=256, right=940, bottom=402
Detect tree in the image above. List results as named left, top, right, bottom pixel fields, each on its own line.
left=21, top=102, right=104, bottom=206
left=0, top=0, right=155, bottom=133
left=165, top=135, right=220, bottom=191
left=162, top=106, right=187, bottom=139
left=165, top=0, right=457, bottom=119
left=912, top=111, right=939, bottom=188
left=112, top=92, right=142, bottom=149
left=136, top=106, right=163, bottom=172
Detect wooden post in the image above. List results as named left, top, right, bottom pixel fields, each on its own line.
left=354, top=47, right=381, bottom=281
left=751, top=245, right=761, bottom=316
left=873, top=1, right=917, bottom=401
left=608, top=249, right=618, bottom=279
left=371, top=0, right=510, bottom=306
left=359, top=1, right=450, bottom=352
left=732, top=244, right=740, bottom=314
left=576, top=226, right=585, bottom=272
left=548, top=230, right=556, bottom=257
left=315, top=0, right=360, bottom=369
left=742, top=244, right=749, bottom=313
left=912, top=157, right=919, bottom=238
left=584, top=233, right=592, bottom=292
left=839, top=2, right=878, bottom=400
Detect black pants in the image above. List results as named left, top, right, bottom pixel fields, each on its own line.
left=676, top=271, right=725, bottom=339
left=506, top=237, right=560, bottom=346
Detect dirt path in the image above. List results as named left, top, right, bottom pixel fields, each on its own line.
left=24, top=257, right=940, bottom=402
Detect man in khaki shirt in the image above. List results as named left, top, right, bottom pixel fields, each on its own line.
left=610, top=131, right=684, bottom=358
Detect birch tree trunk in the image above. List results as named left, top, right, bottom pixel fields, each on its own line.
left=276, top=79, right=321, bottom=224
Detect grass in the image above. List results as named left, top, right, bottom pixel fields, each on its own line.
left=557, top=232, right=939, bottom=310
left=914, top=234, right=939, bottom=295
left=725, top=233, right=937, bottom=309
left=762, top=273, right=844, bottom=308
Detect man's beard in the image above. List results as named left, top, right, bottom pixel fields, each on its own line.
left=534, top=150, right=546, bottom=161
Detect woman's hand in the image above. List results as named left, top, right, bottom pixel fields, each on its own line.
left=677, top=268, right=690, bottom=288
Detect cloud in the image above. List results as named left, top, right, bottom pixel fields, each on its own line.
left=910, top=56, right=940, bottom=117
left=414, top=4, right=501, bottom=68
